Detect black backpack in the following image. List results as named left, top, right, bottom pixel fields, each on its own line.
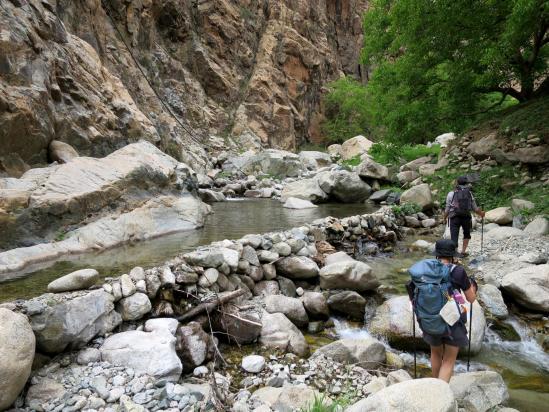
left=451, top=186, right=473, bottom=217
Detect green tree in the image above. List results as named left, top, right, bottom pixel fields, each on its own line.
left=322, top=77, right=371, bottom=143
left=362, top=0, right=549, bottom=143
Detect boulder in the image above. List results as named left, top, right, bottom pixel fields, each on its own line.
left=283, top=197, right=318, bottom=209
left=100, top=329, right=182, bottom=381
left=400, top=184, right=433, bottom=210
left=30, top=289, right=122, bottom=353
left=301, top=292, right=330, bottom=319
left=320, top=260, right=379, bottom=291
left=48, top=140, right=79, bottom=163
left=253, top=280, right=281, bottom=296
left=211, top=307, right=262, bottom=345
left=327, top=144, right=342, bottom=157
left=47, top=268, right=99, bottom=293
left=478, top=285, right=508, bottom=319
left=231, top=149, right=304, bottom=178
left=0, top=309, right=36, bottom=410
left=514, top=145, right=549, bottom=164
left=175, top=322, right=214, bottom=372
left=25, top=378, right=67, bottom=410
left=318, top=170, right=372, bottom=203
left=524, top=217, right=549, bottom=236
left=400, top=156, right=432, bottom=172
left=259, top=312, right=309, bottom=356
left=449, top=371, right=508, bottom=412
left=116, top=292, right=152, bottom=321
left=485, top=207, right=513, bottom=225
left=144, top=318, right=179, bottom=336
left=340, top=135, right=374, bottom=160
left=357, top=159, right=389, bottom=181
left=324, top=251, right=354, bottom=265
left=299, top=151, right=332, bottom=169
left=511, top=198, right=534, bottom=212
left=501, top=264, right=549, bottom=312
left=241, top=355, right=266, bottom=373
left=327, top=291, right=366, bottom=321
left=277, top=276, right=297, bottom=297
left=265, top=295, right=308, bottom=328
left=386, top=369, right=413, bottom=385
left=275, top=256, right=319, bottom=279
left=369, top=189, right=393, bottom=203
left=370, top=296, right=486, bottom=354
left=347, top=378, right=457, bottom=412
left=485, top=226, right=526, bottom=240
left=397, top=170, right=420, bottom=184
left=468, top=133, right=498, bottom=159
left=198, top=189, right=226, bottom=202
left=434, top=133, right=457, bottom=148
left=418, top=163, right=438, bottom=176
left=280, top=178, right=328, bottom=203
left=313, top=338, right=386, bottom=368
left=251, top=385, right=321, bottom=412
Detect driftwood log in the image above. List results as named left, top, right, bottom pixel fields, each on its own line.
left=176, top=289, right=246, bottom=322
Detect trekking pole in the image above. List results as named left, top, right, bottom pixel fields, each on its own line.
left=467, top=301, right=473, bottom=372
left=480, top=217, right=484, bottom=256
left=412, top=309, right=417, bottom=378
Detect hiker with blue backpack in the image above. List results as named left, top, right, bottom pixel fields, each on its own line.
left=407, top=239, right=477, bottom=382
left=443, top=176, right=485, bottom=257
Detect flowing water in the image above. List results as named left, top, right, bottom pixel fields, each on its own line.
left=0, top=199, right=373, bottom=302
left=336, top=241, right=549, bottom=412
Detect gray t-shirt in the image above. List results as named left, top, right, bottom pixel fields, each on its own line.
left=445, top=186, right=478, bottom=217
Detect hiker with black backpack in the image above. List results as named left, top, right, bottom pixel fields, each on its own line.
left=406, top=239, right=477, bottom=382
left=443, top=176, right=485, bottom=257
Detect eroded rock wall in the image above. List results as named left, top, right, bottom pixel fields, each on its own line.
left=1, top=0, right=368, bottom=175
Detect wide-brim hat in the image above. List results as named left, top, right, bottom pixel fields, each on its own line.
left=432, top=239, right=459, bottom=257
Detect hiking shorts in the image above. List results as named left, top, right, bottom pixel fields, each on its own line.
left=449, top=215, right=472, bottom=243
left=422, top=322, right=469, bottom=348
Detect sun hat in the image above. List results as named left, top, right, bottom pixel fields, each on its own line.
left=432, top=239, right=459, bottom=257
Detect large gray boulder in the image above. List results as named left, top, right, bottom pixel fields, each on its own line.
left=485, top=226, right=526, bottom=241
left=100, top=329, right=182, bottom=381
left=347, top=378, right=457, bottom=412
left=357, top=159, right=389, bottom=181
left=30, top=289, right=122, bottom=353
left=283, top=197, right=318, bottom=209
left=231, top=149, right=304, bottom=178
left=327, top=291, right=366, bottom=321
left=340, top=135, right=374, bottom=160
left=116, top=292, right=152, bottom=321
left=0, top=309, right=36, bottom=410
left=397, top=170, right=420, bottom=184
left=259, top=312, right=309, bottom=356
left=175, top=322, right=214, bottom=372
left=251, top=385, right=321, bottom=412
left=319, top=260, right=379, bottom=291
left=400, top=183, right=433, bottom=210
left=47, top=268, right=99, bottom=293
left=468, top=133, right=498, bottom=159
left=265, top=295, right=309, bottom=328
left=370, top=296, right=486, bottom=354
left=325, top=251, right=355, bottom=265
left=318, top=170, right=372, bottom=203
left=280, top=178, right=328, bottom=203
left=301, top=292, right=330, bottom=319
left=501, top=264, right=549, bottom=312
left=524, top=217, right=549, bottom=236
left=48, top=140, right=79, bottom=164
left=449, top=371, right=508, bottom=412
left=275, top=256, right=319, bottom=279
left=485, top=207, right=513, bottom=225
left=25, top=378, right=67, bottom=410
left=299, top=151, right=332, bottom=169
left=313, top=338, right=386, bottom=369
left=400, top=156, right=432, bottom=172
left=478, top=285, right=508, bottom=319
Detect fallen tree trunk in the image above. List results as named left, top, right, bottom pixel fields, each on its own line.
left=176, top=289, right=246, bottom=323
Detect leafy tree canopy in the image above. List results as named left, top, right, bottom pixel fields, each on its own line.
left=361, top=0, right=549, bottom=143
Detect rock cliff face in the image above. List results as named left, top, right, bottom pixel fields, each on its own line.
left=1, top=0, right=368, bottom=175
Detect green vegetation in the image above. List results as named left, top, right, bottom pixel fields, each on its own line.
left=359, top=0, right=547, bottom=143
left=322, top=77, right=370, bottom=143
left=300, top=392, right=356, bottom=412
left=391, top=202, right=422, bottom=216
left=369, top=142, right=440, bottom=165
left=299, top=143, right=328, bottom=152
left=339, top=155, right=363, bottom=168
left=424, top=165, right=549, bottom=218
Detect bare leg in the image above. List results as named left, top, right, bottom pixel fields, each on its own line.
left=430, top=345, right=443, bottom=378
left=438, top=345, right=460, bottom=382
left=461, top=238, right=470, bottom=254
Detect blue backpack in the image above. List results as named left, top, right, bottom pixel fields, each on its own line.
left=408, top=259, right=454, bottom=336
